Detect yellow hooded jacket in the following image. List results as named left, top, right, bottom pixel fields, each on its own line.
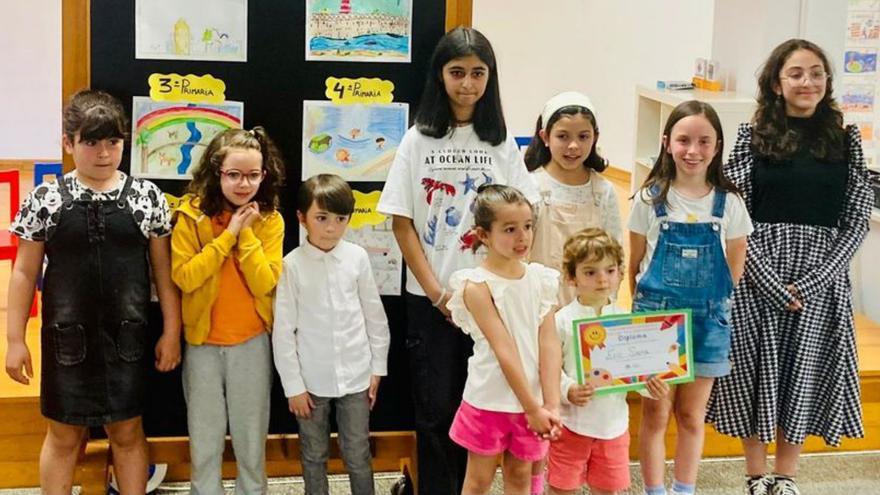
left=171, top=196, right=284, bottom=345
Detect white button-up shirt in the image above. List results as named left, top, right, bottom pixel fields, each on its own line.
left=272, top=239, right=390, bottom=398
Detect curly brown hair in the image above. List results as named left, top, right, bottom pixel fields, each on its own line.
left=561, top=228, right=624, bottom=280
left=185, top=127, right=285, bottom=217
left=752, top=39, right=845, bottom=161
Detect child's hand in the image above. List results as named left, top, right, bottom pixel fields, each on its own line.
left=525, top=406, right=555, bottom=437
left=368, top=375, right=381, bottom=410
left=539, top=406, right=563, bottom=441
left=5, top=342, right=33, bottom=385
left=567, top=383, right=595, bottom=407
left=784, top=284, right=804, bottom=312
left=644, top=376, right=670, bottom=400
left=154, top=333, right=181, bottom=372
left=240, top=202, right=261, bottom=230
left=227, top=202, right=260, bottom=236
left=289, top=392, right=315, bottom=419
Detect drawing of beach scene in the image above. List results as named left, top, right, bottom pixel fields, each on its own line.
left=302, top=100, right=408, bottom=181
left=306, top=0, right=412, bottom=62
left=131, top=97, right=244, bottom=180
left=136, top=0, right=248, bottom=62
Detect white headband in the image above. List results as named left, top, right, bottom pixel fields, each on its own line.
left=541, top=91, right=595, bottom=131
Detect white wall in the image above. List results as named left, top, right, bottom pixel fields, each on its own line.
left=473, top=0, right=715, bottom=171
left=712, top=0, right=847, bottom=98
left=0, top=0, right=62, bottom=160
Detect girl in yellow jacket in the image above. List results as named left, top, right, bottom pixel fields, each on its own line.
left=171, top=127, right=285, bottom=493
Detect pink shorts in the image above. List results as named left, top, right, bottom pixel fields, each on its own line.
left=547, top=426, right=631, bottom=492
left=448, top=401, right=548, bottom=462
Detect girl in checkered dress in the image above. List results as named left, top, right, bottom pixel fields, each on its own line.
left=706, top=39, right=874, bottom=495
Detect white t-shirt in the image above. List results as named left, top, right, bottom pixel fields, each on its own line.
left=556, top=300, right=629, bottom=439
left=446, top=263, right=559, bottom=412
left=378, top=125, right=540, bottom=296
left=628, top=187, right=753, bottom=281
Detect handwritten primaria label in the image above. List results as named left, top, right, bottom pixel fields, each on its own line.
left=325, top=77, right=394, bottom=104
left=148, top=73, right=226, bottom=104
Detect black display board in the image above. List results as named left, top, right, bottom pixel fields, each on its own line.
left=89, top=0, right=448, bottom=436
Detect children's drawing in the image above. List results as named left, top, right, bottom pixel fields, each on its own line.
left=306, top=0, right=412, bottom=62
left=844, top=48, right=878, bottom=74
left=840, top=85, right=875, bottom=113
left=298, top=190, right=402, bottom=296
left=302, top=100, right=408, bottom=181
left=131, top=97, right=244, bottom=180
left=848, top=11, right=880, bottom=40
left=136, top=0, right=248, bottom=62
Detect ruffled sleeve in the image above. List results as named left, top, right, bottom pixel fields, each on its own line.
left=446, top=268, right=487, bottom=336
left=532, top=263, right=560, bottom=320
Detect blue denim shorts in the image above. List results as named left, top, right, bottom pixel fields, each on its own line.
left=632, top=294, right=732, bottom=378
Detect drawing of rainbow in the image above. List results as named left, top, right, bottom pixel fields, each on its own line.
left=135, top=105, right=241, bottom=136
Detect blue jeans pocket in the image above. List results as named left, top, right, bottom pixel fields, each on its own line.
left=661, top=242, right=713, bottom=288
left=54, top=323, right=86, bottom=366
left=695, top=303, right=732, bottom=363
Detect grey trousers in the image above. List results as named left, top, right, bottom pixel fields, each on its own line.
left=183, top=332, right=272, bottom=495
left=296, top=390, right=375, bottom=495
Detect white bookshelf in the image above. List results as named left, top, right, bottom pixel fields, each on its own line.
left=631, top=85, right=757, bottom=194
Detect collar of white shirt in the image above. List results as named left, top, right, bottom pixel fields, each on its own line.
left=301, top=237, right=346, bottom=260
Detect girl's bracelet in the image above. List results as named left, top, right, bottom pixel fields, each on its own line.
left=432, top=288, right=448, bottom=307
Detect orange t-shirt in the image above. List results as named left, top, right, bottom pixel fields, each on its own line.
left=205, top=211, right=265, bottom=345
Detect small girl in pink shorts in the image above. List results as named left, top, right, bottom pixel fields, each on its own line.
left=446, top=185, right=563, bottom=494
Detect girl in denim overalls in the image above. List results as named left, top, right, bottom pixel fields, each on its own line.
left=524, top=92, right=622, bottom=310
left=627, top=101, right=753, bottom=495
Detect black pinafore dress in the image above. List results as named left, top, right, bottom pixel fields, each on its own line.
left=40, top=175, right=150, bottom=426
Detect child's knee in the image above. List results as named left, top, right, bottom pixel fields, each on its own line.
left=674, top=407, right=706, bottom=432
left=105, top=419, right=146, bottom=449
left=463, top=469, right=496, bottom=494
left=641, top=405, right=671, bottom=431
left=45, top=424, right=86, bottom=452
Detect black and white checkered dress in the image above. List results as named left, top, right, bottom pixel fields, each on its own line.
left=706, top=123, right=874, bottom=447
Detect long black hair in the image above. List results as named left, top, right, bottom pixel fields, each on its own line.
left=415, top=27, right=507, bottom=145
left=752, top=39, right=845, bottom=161
left=523, top=105, right=607, bottom=172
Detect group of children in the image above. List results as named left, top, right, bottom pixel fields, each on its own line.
left=4, top=25, right=872, bottom=495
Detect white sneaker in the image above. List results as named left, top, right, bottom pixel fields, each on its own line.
left=770, top=476, right=800, bottom=495
left=745, top=474, right=774, bottom=495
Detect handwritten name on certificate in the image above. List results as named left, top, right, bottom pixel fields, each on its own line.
left=573, top=310, right=695, bottom=395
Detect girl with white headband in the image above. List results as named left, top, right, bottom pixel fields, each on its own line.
left=524, top=91, right=622, bottom=307
left=523, top=92, right=626, bottom=495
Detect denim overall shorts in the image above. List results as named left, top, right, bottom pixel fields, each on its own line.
left=632, top=189, right=734, bottom=377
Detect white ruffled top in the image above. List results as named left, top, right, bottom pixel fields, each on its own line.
left=446, top=262, right=559, bottom=412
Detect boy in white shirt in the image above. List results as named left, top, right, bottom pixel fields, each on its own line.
left=548, top=228, right=668, bottom=495
left=273, top=174, right=390, bottom=495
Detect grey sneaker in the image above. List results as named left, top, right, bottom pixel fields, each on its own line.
left=770, top=476, right=801, bottom=495
left=745, top=474, right=774, bottom=495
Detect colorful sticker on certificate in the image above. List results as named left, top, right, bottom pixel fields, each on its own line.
left=573, top=310, right=694, bottom=395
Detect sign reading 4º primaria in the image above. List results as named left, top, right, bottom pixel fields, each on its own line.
left=148, top=73, right=226, bottom=104
left=325, top=77, right=395, bottom=104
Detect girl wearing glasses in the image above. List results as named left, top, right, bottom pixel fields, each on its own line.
left=171, top=127, right=286, bottom=493
left=707, top=39, right=874, bottom=495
